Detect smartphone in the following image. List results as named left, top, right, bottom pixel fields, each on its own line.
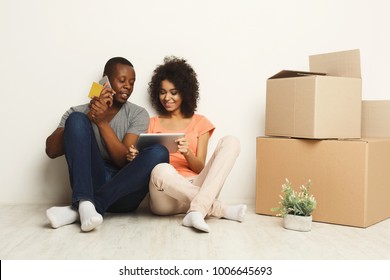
left=88, top=75, right=113, bottom=99
left=99, top=75, right=112, bottom=88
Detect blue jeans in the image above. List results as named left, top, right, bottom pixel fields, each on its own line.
left=63, top=112, right=169, bottom=215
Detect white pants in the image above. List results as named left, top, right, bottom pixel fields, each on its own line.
left=149, top=135, right=240, bottom=218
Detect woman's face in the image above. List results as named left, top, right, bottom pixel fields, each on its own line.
left=110, top=64, right=136, bottom=104
left=159, top=79, right=182, bottom=114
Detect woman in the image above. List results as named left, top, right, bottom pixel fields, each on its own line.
left=45, top=57, right=169, bottom=232
left=129, top=56, right=246, bottom=233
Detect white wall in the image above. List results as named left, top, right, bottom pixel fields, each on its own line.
left=1, top=0, right=389, bottom=205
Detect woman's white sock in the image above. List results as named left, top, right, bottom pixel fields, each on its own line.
left=78, top=200, right=103, bottom=232
left=46, top=206, right=79, bottom=229
left=223, top=204, right=247, bottom=222
left=183, top=211, right=210, bottom=233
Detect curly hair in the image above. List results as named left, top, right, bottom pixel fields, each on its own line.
left=148, top=56, right=199, bottom=117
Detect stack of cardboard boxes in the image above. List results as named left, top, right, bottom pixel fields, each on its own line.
left=256, top=49, right=390, bottom=228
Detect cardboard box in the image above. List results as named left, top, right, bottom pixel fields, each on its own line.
left=265, top=49, right=362, bottom=139
left=256, top=136, right=390, bottom=228
left=362, top=100, right=390, bottom=138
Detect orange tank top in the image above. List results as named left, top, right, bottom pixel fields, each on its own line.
left=148, top=114, right=215, bottom=177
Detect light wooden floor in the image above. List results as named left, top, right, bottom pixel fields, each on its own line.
left=1, top=202, right=390, bottom=260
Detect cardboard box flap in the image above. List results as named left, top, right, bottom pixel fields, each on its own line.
left=269, top=70, right=326, bottom=80
left=309, top=49, right=361, bottom=78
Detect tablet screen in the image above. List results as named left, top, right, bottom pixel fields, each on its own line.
left=136, top=133, right=185, bottom=153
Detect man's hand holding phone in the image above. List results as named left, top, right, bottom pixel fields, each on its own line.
left=88, top=75, right=116, bottom=100
left=99, top=76, right=115, bottom=107
left=88, top=76, right=116, bottom=124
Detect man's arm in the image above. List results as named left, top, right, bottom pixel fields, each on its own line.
left=45, top=127, right=65, bottom=159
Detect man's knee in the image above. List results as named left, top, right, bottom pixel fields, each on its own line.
left=65, top=112, right=91, bottom=131
left=145, top=144, right=170, bottom=165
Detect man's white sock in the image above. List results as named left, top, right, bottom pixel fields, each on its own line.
left=46, top=206, right=79, bottom=229
left=78, top=200, right=103, bottom=232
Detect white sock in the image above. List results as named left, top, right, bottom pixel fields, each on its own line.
left=183, top=211, right=210, bottom=233
left=223, top=204, right=247, bottom=222
left=46, top=206, right=79, bottom=229
left=78, top=200, right=103, bottom=232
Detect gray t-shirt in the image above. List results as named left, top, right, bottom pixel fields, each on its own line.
left=58, top=102, right=149, bottom=161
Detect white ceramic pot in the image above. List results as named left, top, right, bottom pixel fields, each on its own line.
left=283, top=214, right=312, bottom=232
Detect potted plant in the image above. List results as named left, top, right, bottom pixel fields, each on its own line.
left=271, top=178, right=317, bottom=232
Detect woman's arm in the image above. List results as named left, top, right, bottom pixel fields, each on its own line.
left=45, top=127, right=65, bottom=159
left=179, top=132, right=210, bottom=174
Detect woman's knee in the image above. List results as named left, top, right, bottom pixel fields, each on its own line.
left=149, top=199, right=171, bottom=216
left=148, top=189, right=164, bottom=215
left=219, top=135, right=241, bottom=155
left=148, top=179, right=172, bottom=215
left=148, top=188, right=182, bottom=216
left=150, top=163, right=175, bottom=189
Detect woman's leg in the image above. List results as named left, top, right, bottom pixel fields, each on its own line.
left=149, top=163, right=236, bottom=217
left=149, top=163, right=237, bottom=232
left=149, top=181, right=189, bottom=216
left=148, top=163, right=210, bottom=232
left=180, top=136, right=244, bottom=232
left=189, top=135, right=241, bottom=217
left=148, top=163, right=196, bottom=215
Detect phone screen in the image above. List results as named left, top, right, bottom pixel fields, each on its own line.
left=99, top=76, right=111, bottom=88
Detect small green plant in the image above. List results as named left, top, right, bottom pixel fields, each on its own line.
left=271, top=178, right=317, bottom=217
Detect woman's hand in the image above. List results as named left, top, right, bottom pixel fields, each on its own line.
left=176, top=137, right=191, bottom=156
left=126, top=145, right=139, bottom=162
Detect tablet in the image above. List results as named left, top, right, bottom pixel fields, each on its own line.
left=136, top=133, right=185, bottom=153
